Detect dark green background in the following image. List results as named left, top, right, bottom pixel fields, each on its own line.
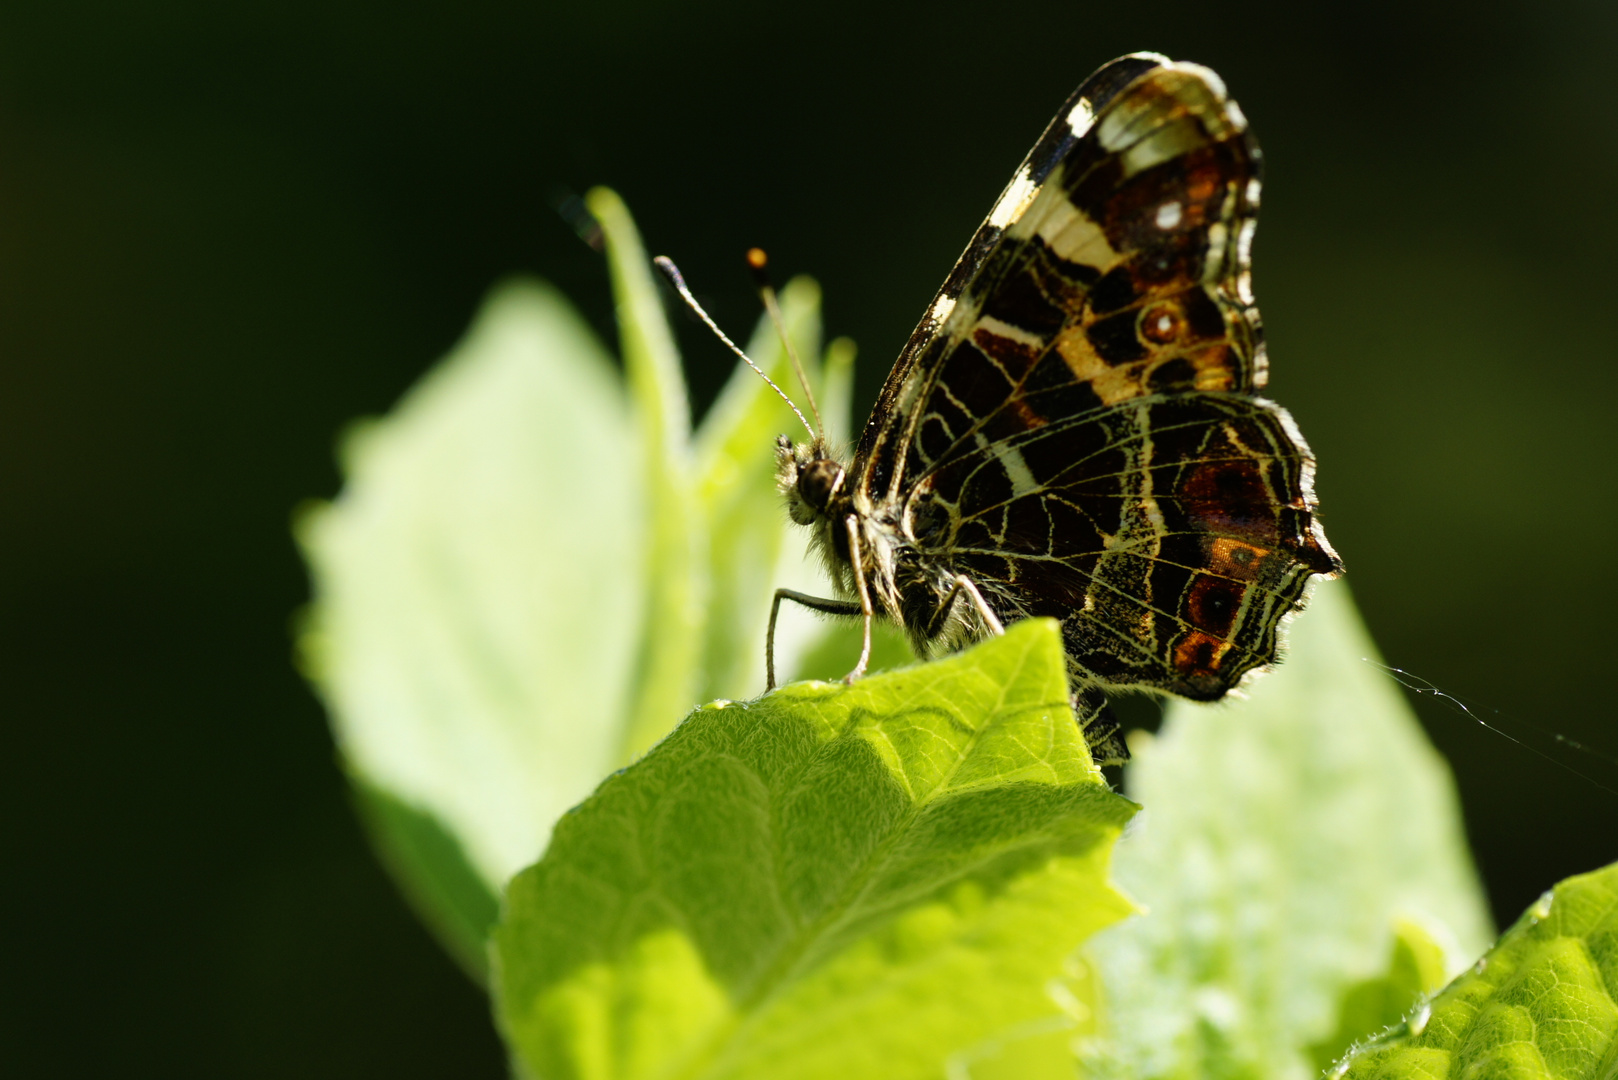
left=5, top=1, right=1615, bottom=1074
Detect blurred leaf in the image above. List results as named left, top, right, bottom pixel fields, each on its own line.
left=687, top=279, right=910, bottom=696
left=769, top=331, right=919, bottom=685
left=787, top=619, right=917, bottom=685
left=946, top=954, right=1106, bottom=1080
left=817, top=335, right=857, bottom=451
left=349, top=773, right=503, bottom=979
left=493, top=620, right=1137, bottom=1080
left=296, top=191, right=881, bottom=979
left=1336, top=861, right=1618, bottom=1080
left=768, top=333, right=923, bottom=683
left=297, top=279, right=644, bottom=954
left=1081, top=578, right=1493, bottom=1080
left=1307, top=917, right=1450, bottom=1072
left=589, top=187, right=707, bottom=763
left=692, top=275, right=825, bottom=703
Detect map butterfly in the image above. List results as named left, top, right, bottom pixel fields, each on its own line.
left=756, top=53, right=1340, bottom=766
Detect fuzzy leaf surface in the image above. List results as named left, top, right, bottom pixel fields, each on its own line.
left=1337, top=862, right=1618, bottom=1080
left=494, top=620, right=1137, bottom=1080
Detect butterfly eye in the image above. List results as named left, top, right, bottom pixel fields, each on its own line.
left=796, top=460, right=843, bottom=512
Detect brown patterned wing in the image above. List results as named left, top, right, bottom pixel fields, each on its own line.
left=912, top=394, right=1337, bottom=699
left=852, top=51, right=1172, bottom=501
left=855, top=55, right=1270, bottom=504
left=864, top=56, right=1340, bottom=699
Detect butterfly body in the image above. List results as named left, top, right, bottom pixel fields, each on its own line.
left=771, top=53, right=1340, bottom=765
left=778, top=436, right=996, bottom=653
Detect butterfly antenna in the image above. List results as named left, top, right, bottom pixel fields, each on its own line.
left=746, top=247, right=825, bottom=441
left=653, top=255, right=817, bottom=442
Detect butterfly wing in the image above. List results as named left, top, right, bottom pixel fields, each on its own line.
left=920, top=393, right=1336, bottom=699
left=854, top=51, right=1173, bottom=499
left=859, top=55, right=1339, bottom=704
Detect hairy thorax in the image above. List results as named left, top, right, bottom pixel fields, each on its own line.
left=775, top=435, right=982, bottom=657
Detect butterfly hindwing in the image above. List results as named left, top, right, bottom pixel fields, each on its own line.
left=919, top=393, right=1335, bottom=698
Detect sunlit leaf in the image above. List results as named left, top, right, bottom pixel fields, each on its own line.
left=1308, top=917, right=1451, bottom=1072
left=1335, top=861, right=1618, bottom=1080
left=493, top=620, right=1137, bottom=1080
left=296, top=192, right=875, bottom=979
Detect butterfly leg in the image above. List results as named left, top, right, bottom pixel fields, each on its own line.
left=766, top=589, right=862, bottom=691
left=922, top=574, right=1006, bottom=641
left=844, top=514, right=877, bottom=685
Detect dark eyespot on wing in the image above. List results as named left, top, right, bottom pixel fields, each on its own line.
left=980, top=266, right=1069, bottom=336
left=1022, top=349, right=1104, bottom=421
left=1086, top=309, right=1150, bottom=364
left=1148, top=356, right=1197, bottom=390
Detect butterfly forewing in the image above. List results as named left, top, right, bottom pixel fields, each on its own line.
left=853, top=52, right=1171, bottom=502
left=842, top=55, right=1339, bottom=742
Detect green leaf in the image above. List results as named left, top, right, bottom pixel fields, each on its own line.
left=1335, top=862, right=1618, bottom=1080
left=493, top=619, right=1137, bottom=1080
left=1307, top=917, right=1451, bottom=1073
left=348, top=772, right=503, bottom=979
left=689, top=280, right=902, bottom=697
left=296, top=192, right=879, bottom=978
left=296, top=278, right=645, bottom=973
left=786, top=619, right=917, bottom=687
left=686, top=274, right=914, bottom=695
left=945, top=954, right=1106, bottom=1080
left=1081, top=578, right=1494, bottom=1080
left=773, top=334, right=895, bottom=683
left=588, top=187, right=707, bottom=764
left=816, top=336, right=857, bottom=451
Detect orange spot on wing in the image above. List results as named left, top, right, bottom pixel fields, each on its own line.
left=1141, top=302, right=1182, bottom=344
left=1208, top=537, right=1270, bottom=579
left=1173, top=630, right=1232, bottom=677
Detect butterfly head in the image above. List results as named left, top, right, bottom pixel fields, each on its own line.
left=776, top=434, right=847, bottom=526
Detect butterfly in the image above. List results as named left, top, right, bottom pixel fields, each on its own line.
left=760, top=52, right=1341, bottom=766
